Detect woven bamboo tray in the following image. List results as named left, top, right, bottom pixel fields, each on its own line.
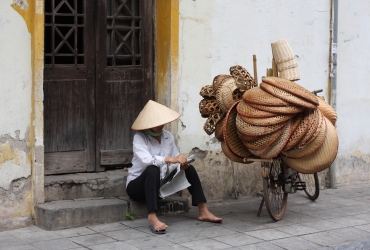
left=262, top=77, right=319, bottom=106
left=249, top=103, right=304, bottom=114
left=237, top=100, right=278, bottom=118
left=242, top=87, right=290, bottom=107
left=282, top=117, right=338, bottom=174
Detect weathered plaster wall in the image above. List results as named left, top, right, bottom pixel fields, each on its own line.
left=173, top=0, right=332, bottom=197
left=0, top=0, right=44, bottom=229
left=335, top=1, right=370, bottom=184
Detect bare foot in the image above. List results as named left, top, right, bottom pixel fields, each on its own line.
left=148, top=212, right=168, bottom=231
left=197, top=203, right=222, bottom=223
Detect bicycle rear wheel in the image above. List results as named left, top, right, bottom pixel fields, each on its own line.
left=298, top=173, right=319, bottom=200
left=262, top=159, right=288, bottom=221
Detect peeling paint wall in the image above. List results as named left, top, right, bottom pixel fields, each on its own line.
left=0, top=0, right=43, bottom=229
left=173, top=0, right=332, bottom=197
left=334, top=1, right=370, bottom=185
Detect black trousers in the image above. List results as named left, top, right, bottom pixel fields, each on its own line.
left=126, top=165, right=207, bottom=214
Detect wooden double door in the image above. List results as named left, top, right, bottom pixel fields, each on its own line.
left=43, top=0, right=153, bottom=174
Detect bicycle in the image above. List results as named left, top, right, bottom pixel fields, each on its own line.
left=255, top=89, right=323, bottom=221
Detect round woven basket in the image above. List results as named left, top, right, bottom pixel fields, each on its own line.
left=237, top=100, right=277, bottom=118
left=318, top=96, right=337, bottom=125
left=224, top=101, right=252, bottom=158
left=249, top=103, right=304, bottom=115
left=260, top=82, right=317, bottom=109
left=283, top=112, right=308, bottom=151
left=294, top=109, right=320, bottom=149
left=250, top=119, right=293, bottom=159
left=236, top=113, right=286, bottom=136
left=277, top=58, right=298, bottom=72
left=262, top=77, right=319, bottom=106
left=213, top=75, right=233, bottom=91
left=221, top=141, right=245, bottom=163
left=271, top=39, right=295, bottom=64
left=238, top=113, right=293, bottom=126
left=242, top=126, right=284, bottom=151
left=282, top=117, right=338, bottom=174
left=214, top=117, right=225, bottom=142
left=280, top=67, right=300, bottom=81
left=237, top=131, right=260, bottom=143
left=216, top=79, right=239, bottom=113
left=282, top=117, right=327, bottom=159
left=199, top=98, right=221, bottom=118
left=242, top=87, right=290, bottom=107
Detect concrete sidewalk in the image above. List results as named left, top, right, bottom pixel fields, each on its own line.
left=1, top=182, right=370, bottom=250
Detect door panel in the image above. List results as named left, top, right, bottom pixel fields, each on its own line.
left=44, top=0, right=95, bottom=174
left=96, top=0, right=153, bottom=169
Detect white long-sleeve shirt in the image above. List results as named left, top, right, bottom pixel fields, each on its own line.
left=126, top=130, right=180, bottom=187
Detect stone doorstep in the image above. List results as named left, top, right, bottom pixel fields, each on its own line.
left=44, top=169, right=129, bottom=202
left=35, top=197, right=189, bottom=231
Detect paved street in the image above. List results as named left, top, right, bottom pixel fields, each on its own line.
left=1, top=182, right=370, bottom=250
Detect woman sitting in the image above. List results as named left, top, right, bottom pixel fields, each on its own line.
left=126, top=100, right=222, bottom=234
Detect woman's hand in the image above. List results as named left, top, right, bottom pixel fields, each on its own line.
left=165, top=154, right=188, bottom=165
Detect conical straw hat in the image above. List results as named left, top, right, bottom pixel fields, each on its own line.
left=131, top=100, right=180, bottom=130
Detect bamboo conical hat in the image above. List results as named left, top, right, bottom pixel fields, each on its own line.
left=131, top=100, right=180, bottom=130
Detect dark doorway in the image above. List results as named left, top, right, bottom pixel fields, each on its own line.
left=43, top=0, right=154, bottom=174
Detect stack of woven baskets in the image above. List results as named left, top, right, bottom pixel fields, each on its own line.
left=198, top=40, right=338, bottom=174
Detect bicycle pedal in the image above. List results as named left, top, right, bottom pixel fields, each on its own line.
left=293, top=181, right=306, bottom=190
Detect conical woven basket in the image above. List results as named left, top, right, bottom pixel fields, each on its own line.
left=250, top=119, right=293, bottom=159
left=236, top=113, right=286, bottom=137
left=318, top=97, right=337, bottom=125
left=238, top=113, right=293, bottom=126
left=260, top=82, right=317, bottom=109
left=237, top=100, right=278, bottom=118
left=213, top=75, right=233, bottom=90
left=249, top=103, right=304, bottom=114
left=282, top=117, right=327, bottom=159
left=271, top=39, right=295, bottom=64
left=242, top=87, right=290, bottom=107
left=282, top=117, right=338, bottom=174
left=277, top=58, right=298, bottom=72
left=224, top=101, right=252, bottom=158
left=280, top=67, right=300, bottom=81
left=242, top=127, right=284, bottom=151
left=216, top=79, right=239, bottom=113
left=262, top=77, right=319, bottom=106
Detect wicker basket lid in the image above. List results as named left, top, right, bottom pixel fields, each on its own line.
left=236, top=113, right=286, bottom=137
left=224, top=101, right=252, bottom=158
left=237, top=100, right=278, bottom=118
left=249, top=103, right=304, bottom=114
left=262, top=77, right=319, bottom=106
left=215, top=117, right=225, bottom=142
left=250, top=119, right=293, bottom=159
left=294, top=109, right=321, bottom=149
left=260, top=82, right=317, bottom=109
left=283, top=112, right=307, bottom=151
left=271, top=39, right=295, bottom=64
left=282, top=116, right=327, bottom=159
left=242, top=87, right=291, bottom=107
left=242, top=126, right=285, bottom=151
left=280, top=67, right=300, bottom=81
left=238, top=113, right=293, bottom=127
left=282, top=117, right=338, bottom=174
left=277, top=58, right=298, bottom=72
left=213, top=75, right=234, bottom=91
left=318, top=96, right=337, bottom=125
